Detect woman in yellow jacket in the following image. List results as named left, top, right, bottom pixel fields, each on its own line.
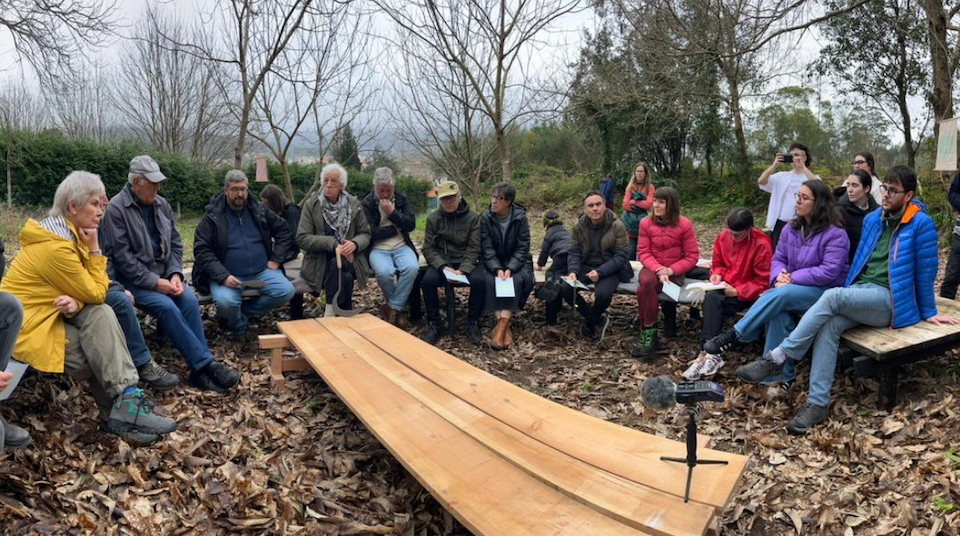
left=0, top=171, right=177, bottom=445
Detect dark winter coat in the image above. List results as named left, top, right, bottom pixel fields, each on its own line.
left=537, top=224, right=574, bottom=277
left=480, top=204, right=533, bottom=276
left=361, top=191, right=418, bottom=257
left=422, top=199, right=481, bottom=274
left=837, top=193, right=880, bottom=262
left=568, top=209, right=632, bottom=282
left=192, top=192, right=296, bottom=295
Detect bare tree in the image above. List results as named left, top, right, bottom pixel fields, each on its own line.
left=46, top=60, right=118, bottom=143
left=375, top=0, right=583, bottom=182
left=0, top=84, right=50, bottom=206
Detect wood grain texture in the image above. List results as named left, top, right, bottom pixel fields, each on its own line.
left=840, top=297, right=960, bottom=359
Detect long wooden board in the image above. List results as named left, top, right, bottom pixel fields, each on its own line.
left=278, top=319, right=654, bottom=536
left=320, top=316, right=713, bottom=536
left=840, top=297, right=960, bottom=359
left=347, top=315, right=747, bottom=509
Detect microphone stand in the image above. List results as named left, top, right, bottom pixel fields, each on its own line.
left=660, top=404, right=728, bottom=503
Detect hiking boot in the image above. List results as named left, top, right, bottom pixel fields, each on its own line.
left=100, top=420, right=161, bottom=447
left=736, top=354, right=785, bottom=384
left=205, top=361, right=240, bottom=390
left=630, top=328, right=660, bottom=358
left=683, top=352, right=724, bottom=381
left=786, top=403, right=829, bottom=435
left=106, top=389, right=178, bottom=435
left=703, top=328, right=739, bottom=355
left=1, top=416, right=30, bottom=449
left=421, top=323, right=443, bottom=345
left=188, top=370, right=229, bottom=394
left=466, top=321, right=482, bottom=345
left=136, top=360, right=180, bottom=391
left=379, top=303, right=395, bottom=325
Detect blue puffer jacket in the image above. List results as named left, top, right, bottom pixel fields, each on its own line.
left=846, top=200, right=938, bottom=328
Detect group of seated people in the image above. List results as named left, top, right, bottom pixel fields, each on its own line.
left=0, top=150, right=955, bottom=453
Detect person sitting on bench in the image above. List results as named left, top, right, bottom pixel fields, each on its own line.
left=193, top=170, right=296, bottom=340
left=297, top=163, right=371, bottom=317
left=362, top=167, right=419, bottom=327
left=480, top=182, right=534, bottom=350
left=682, top=208, right=771, bottom=379
left=737, top=166, right=957, bottom=435
left=102, top=155, right=240, bottom=394
left=633, top=187, right=699, bottom=359
left=699, top=180, right=849, bottom=385
left=536, top=209, right=574, bottom=326
left=260, top=184, right=306, bottom=320
left=567, top=190, right=632, bottom=340
left=420, top=181, right=484, bottom=345
left=0, top=238, right=30, bottom=450
left=2, top=171, right=178, bottom=445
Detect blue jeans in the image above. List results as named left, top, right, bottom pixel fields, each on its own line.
left=124, top=282, right=214, bottom=372
left=778, top=283, right=892, bottom=406
left=105, top=288, right=152, bottom=368
left=210, top=268, right=295, bottom=334
left=0, top=292, right=22, bottom=372
left=368, top=247, right=419, bottom=311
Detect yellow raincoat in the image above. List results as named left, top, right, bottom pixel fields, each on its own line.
left=0, top=218, right=110, bottom=372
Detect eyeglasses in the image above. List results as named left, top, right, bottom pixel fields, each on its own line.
left=794, top=193, right=814, bottom=202
left=879, top=184, right=904, bottom=196
left=491, top=195, right=506, bottom=202
left=852, top=160, right=867, bottom=165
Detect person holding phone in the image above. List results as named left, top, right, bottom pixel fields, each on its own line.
left=757, top=142, right=820, bottom=250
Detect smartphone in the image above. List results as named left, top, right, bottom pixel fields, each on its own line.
left=781, top=154, right=794, bottom=163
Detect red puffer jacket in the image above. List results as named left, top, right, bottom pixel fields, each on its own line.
left=637, top=216, right=699, bottom=276
left=710, top=228, right=772, bottom=302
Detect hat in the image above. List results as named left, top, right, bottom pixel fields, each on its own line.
left=437, top=181, right=460, bottom=199
left=129, top=155, right=166, bottom=183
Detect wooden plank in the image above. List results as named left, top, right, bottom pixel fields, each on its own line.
left=277, top=319, right=653, bottom=536
left=840, top=297, right=960, bottom=360
left=259, top=334, right=293, bottom=350
left=320, top=316, right=714, bottom=536
left=346, top=315, right=747, bottom=509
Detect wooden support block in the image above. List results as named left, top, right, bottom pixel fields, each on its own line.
left=259, top=333, right=293, bottom=350
left=259, top=331, right=313, bottom=391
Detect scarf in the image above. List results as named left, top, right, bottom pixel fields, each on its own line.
left=320, top=191, right=352, bottom=242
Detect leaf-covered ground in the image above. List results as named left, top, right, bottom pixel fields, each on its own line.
left=1, top=224, right=959, bottom=536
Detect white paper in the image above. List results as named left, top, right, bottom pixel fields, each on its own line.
left=0, top=360, right=28, bottom=401
left=563, top=277, right=590, bottom=290
left=935, top=118, right=958, bottom=171
left=495, top=277, right=516, bottom=298
left=443, top=271, right=470, bottom=285
left=686, top=281, right=727, bottom=292
left=661, top=281, right=682, bottom=301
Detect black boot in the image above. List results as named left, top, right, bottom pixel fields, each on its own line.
left=421, top=322, right=443, bottom=345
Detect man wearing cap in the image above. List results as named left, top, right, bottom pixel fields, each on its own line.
left=420, top=181, right=485, bottom=345
left=193, top=170, right=296, bottom=340
left=101, top=155, right=240, bottom=394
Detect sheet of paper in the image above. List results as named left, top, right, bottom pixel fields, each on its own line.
left=697, top=258, right=712, bottom=269
left=661, top=280, right=682, bottom=302
left=687, top=281, right=727, bottom=292
left=0, top=360, right=28, bottom=401
left=443, top=271, right=470, bottom=285
left=563, top=277, right=590, bottom=290
left=495, top=277, right=516, bottom=298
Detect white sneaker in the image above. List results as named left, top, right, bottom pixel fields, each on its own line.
left=682, top=352, right=725, bottom=380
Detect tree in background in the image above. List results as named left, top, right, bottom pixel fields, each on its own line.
left=333, top=123, right=361, bottom=171
left=917, top=0, right=959, bottom=149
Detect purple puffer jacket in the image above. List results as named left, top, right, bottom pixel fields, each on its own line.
left=770, top=223, right=849, bottom=287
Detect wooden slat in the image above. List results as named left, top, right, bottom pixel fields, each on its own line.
left=258, top=334, right=293, bottom=349
left=840, top=297, right=960, bottom=359
left=320, top=316, right=713, bottom=536
left=277, top=319, right=653, bottom=536
left=346, top=314, right=747, bottom=509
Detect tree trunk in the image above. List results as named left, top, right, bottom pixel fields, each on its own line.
left=6, top=144, right=11, bottom=208
left=279, top=157, right=295, bottom=202
left=497, top=127, right=511, bottom=182
left=723, top=65, right=750, bottom=194
left=235, top=98, right=253, bottom=169
left=920, top=0, right=956, bottom=149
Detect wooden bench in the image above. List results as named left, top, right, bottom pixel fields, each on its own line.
left=187, top=257, right=313, bottom=306
left=260, top=315, right=748, bottom=536
left=840, top=296, right=960, bottom=409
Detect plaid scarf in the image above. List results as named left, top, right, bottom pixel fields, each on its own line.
left=320, top=191, right=352, bottom=242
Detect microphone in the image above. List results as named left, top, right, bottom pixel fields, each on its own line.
left=641, top=375, right=725, bottom=410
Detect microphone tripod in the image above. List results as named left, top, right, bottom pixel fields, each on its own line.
left=660, top=404, right=728, bottom=503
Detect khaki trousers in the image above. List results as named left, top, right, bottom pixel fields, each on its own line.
left=63, top=304, right=139, bottom=412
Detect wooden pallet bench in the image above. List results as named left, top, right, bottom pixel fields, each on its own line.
left=840, top=296, right=960, bottom=409
left=260, top=315, right=748, bottom=536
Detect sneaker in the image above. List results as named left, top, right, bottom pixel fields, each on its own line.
left=736, top=355, right=785, bottom=384
left=786, top=403, right=829, bottom=435
left=205, top=361, right=240, bottom=390
left=703, top=328, right=739, bottom=355
left=136, top=360, right=180, bottom=391
left=106, top=389, right=178, bottom=435
left=1, top=416, right=30, bottom=449
left=100, top=420, right=161, bottom=446
left=630, top=328, right=660, bottom=358
left=682, top=352, right=724, bottom=380
left=466, top=322, right=482, bottom=345
left=421, top=323, right=443, bottom=345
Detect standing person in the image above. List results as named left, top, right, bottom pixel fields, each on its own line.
left=568, top=190, right=633, bottom=339
left=536, top=210, right=574, bottom=326
left=101, top=155, right=240, bottom=394
left=682, top=208, right=771, bottom=379
left=192, top=170, right=296, bottom=340
left=600, top=173, right=616, bottom=211
left=260, top=184, right=306, bottom=319
left=0, top=238, right=30, bottom=450
left=621, top=162, right=655, bottom=261
left=297, top=163, right=371, bottom=316
left=700, top=180, right=849, bottom=384
left=632, top=187, right=699, bottom=358
left=836, top=170, right=879, bottom=262
left=758, top=143, right=820, bottom=250
left=3, top=171, right=178, bottom=445
left=361, top=167, right=419, bottom=326
left=420, top=181, right=484, bottom=345
left=480, top=182, right=534, bottom=350
left=940, top=169, right=960, bottom=300
left=841, top=152, right=883, bottom=205
left=737, top=166, right=955, bottom=434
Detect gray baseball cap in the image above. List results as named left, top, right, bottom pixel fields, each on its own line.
left=129, top=155, right=166, bottom=183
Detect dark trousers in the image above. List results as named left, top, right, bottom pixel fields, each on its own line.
left=627, top=236, right=638, bottom=262
left=573, top=271, right=620, bottom=326
left=701, top=290, right=751, bottom=342
left=322, top=256, right=355, bottom=310
left=941, top=233, right=960, bottom=299
left=771, top=219, right=788, bottom=252
left=421, top=266, right=485, bottom=324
